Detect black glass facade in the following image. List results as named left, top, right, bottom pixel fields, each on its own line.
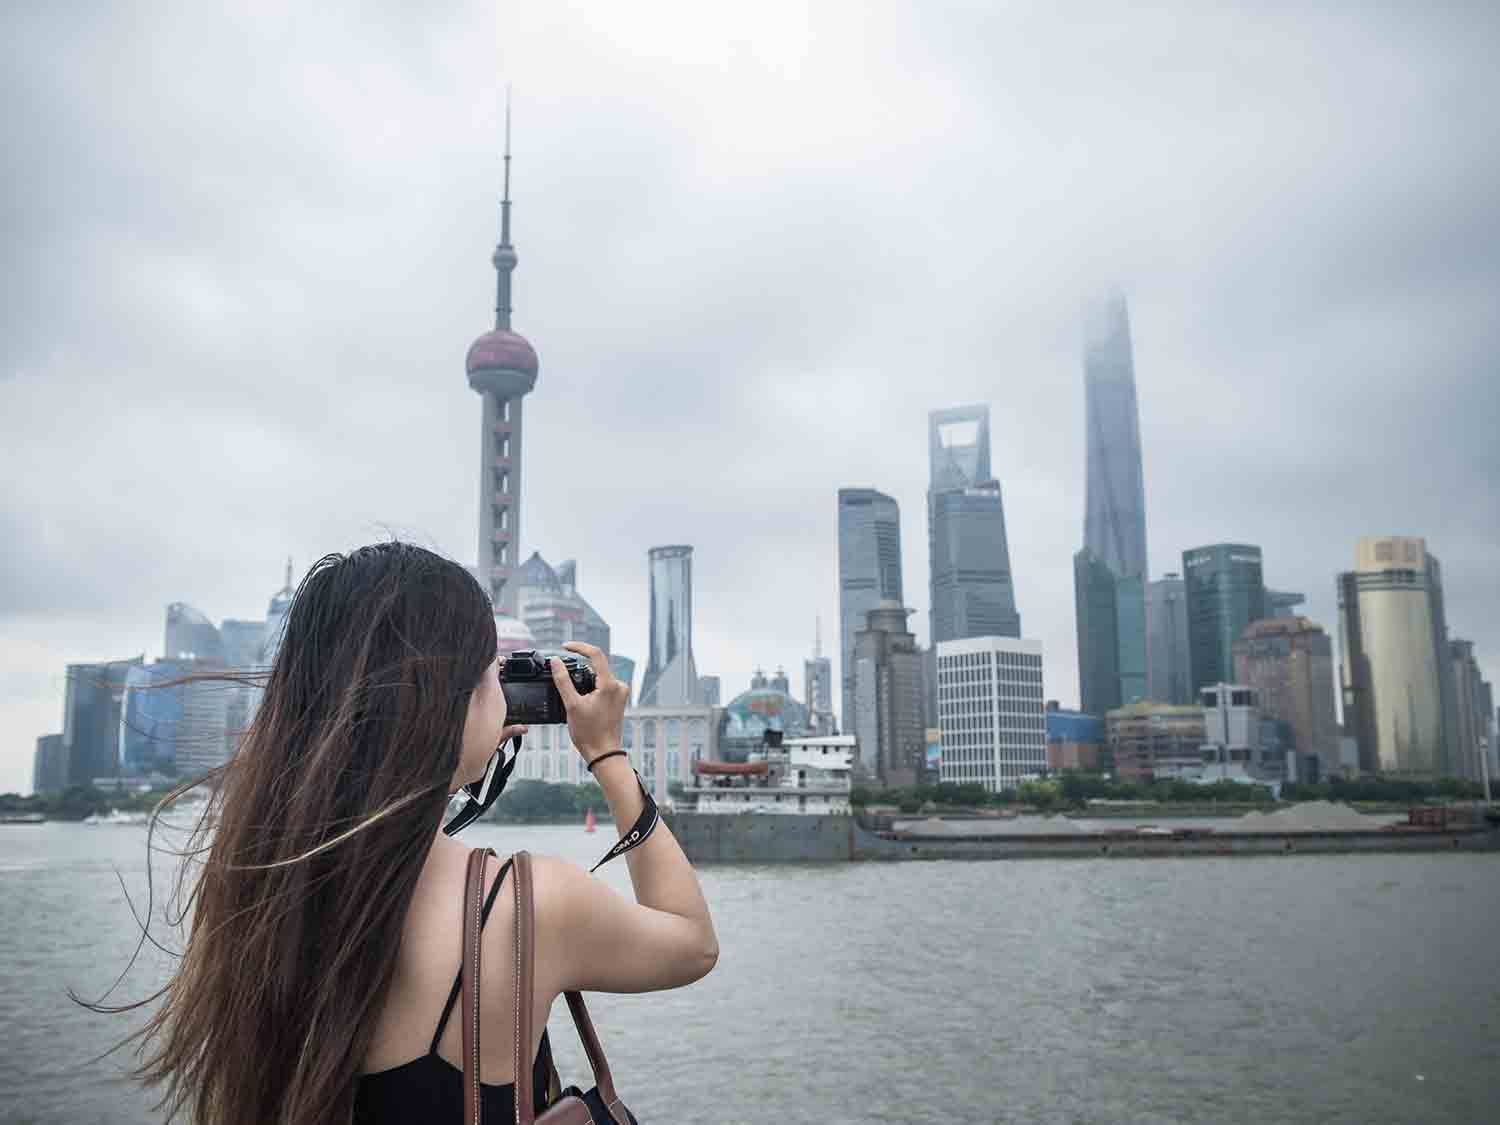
left=1183, top=544, right=1266, bottom=697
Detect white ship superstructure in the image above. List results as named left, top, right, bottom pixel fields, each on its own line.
left=690, top=734, right=854, bottom=815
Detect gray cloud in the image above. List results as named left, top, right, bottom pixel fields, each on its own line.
left=3, top=0, right=1497, bottom=792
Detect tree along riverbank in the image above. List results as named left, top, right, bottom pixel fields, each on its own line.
left=0, top=778, right=617, bottom=824
left=6, top=773, right=1491, bottom=824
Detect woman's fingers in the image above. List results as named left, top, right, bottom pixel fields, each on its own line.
left=561, top=640, right=612, bottom=686
left=549, top=654, right=582, bottom=702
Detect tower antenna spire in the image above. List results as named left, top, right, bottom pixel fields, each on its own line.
left=500, top=84, right=513, bottom=247
left=815, top=615, right=822, bottom=659
left=492, top=85, right=518, bottom=330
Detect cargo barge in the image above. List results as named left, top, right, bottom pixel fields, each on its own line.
left=665, top=809, right=1500, bottom=863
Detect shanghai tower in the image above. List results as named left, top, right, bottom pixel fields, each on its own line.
left=1083, top=291, right=1147, bottom=579
left=467, top=98, right=538, bottom=614
left=1074, top=290, right=1148, bottom=715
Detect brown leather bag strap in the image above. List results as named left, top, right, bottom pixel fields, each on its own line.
left=561, top=992, right=629, bottom=1125
left=514, top=851, right=629, bottom=1125
left=460, top=847, right=490, bottom=1125
left=513, top=850, right=537, bottom=1125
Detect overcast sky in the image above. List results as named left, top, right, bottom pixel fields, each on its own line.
left=4, top=1, right=1497, bottom=794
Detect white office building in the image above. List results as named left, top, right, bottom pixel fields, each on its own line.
left=936, top=636, right=1046, bottom=791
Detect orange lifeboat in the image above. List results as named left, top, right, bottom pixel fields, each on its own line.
left=692, top=760, right=770, bottom=776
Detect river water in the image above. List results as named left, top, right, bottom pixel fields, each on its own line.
left=3, top=821, right=1498, bottom=1124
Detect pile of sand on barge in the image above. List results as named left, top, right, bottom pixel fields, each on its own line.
left=1232, top=801, right=1379, bottom=833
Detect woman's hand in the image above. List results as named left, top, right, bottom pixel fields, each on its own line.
left=549, top=641, right=629, bottom=766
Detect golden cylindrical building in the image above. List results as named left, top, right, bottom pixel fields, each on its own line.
left=1337, top=537, right=1449, bottom=776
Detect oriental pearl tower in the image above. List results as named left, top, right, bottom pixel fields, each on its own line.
left=466, top=97, right=539, bottom=615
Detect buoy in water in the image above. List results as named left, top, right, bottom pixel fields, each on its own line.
left=584, top=808, right=596, bottom=834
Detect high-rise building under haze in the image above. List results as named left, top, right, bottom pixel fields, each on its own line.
left=927, top=405, right=1021, bottom=643
left=61, top=658, right=143, bottom=787
left=164, top=604, right=224, bottom=664
left=1146, top=573, right=1192, bottom=705
left=1081, top=291, right=1147, bottom=581
left=639, top=546, right=698, bottom=707
left=852, top=601, right=926, bottom=787
left=513, top=552, right=610, bottom=654
left=1074, top=291, right=1147, bottom=717
left=608, top=655, right=637, bottom=705
left=1184, top=543, right=1266, bottom=697
left=1337, top=537, right=1451, bottom=776
left=805, top=618, right=835, bottom=735
left=32, top=734, right=65, bottom=795
left=467, top=100, right=539, bottom=615
left=1267, top=590, right=1307, bottom=619
left=837, top=488, right=903, bottom=730
left=1233, top=617, right=1341, bottom=778
left=1075, top=549, right=1146, bottom=716
left=1447, top=639, right=1487, bottom=782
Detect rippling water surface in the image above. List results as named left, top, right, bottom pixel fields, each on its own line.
left=4, top=821, right=1498, bottom=1124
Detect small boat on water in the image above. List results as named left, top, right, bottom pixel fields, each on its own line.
left=0, top=812, right=47, bottom=825
left=81, top=809, right=149, bottom=826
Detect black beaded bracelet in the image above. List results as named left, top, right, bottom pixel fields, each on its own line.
left=586, top=749, right=628, bottom=773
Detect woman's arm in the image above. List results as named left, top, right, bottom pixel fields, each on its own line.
left=533, top=643, right=718, bottom=996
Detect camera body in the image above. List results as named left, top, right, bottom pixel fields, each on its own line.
left=500, top=649, right=596, bottom=725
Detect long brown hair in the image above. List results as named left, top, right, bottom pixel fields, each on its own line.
left=92, top=542, right=498, bottom=1124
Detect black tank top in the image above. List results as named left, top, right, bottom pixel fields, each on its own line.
left=355, top=857, right=553, bottom=1122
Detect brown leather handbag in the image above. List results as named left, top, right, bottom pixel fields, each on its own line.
left=460, top=848, right=639, bottom=1125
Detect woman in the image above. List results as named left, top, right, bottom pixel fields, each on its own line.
left=125, top=543, right=718, bottom=1124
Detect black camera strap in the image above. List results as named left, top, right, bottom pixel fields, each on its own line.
left=445, top=738, right=661, bottom=869
left=589, top=770, right=660, bottom=873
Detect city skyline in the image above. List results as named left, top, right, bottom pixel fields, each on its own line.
left=4, top=3, right=1500, bottom=794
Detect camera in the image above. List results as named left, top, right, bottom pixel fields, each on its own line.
left=500, top=649, right=596, bottom=724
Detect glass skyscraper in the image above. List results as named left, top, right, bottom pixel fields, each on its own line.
left=1082, top=291, right=1147, bottom=580
left=608, top=654, right=636, bottom=705
left=1074, top=291, right=1148, bottom=717
left=61, top=657, right=143, bottom=787
left=164, top=603, right=224, bottom=663
left=1075, top=549, right=1145, bottom=716
left=120, top=659, right=237, bottom=778
left=837, top=488, right=903, bottom=730
left=1183, top=543, right=1266, bottom=696
left=639, top=546, right=698, bottom=707
left=927, top=405, right=1021, bottom=644
left=1145, top=573, right=1192, bottom=705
